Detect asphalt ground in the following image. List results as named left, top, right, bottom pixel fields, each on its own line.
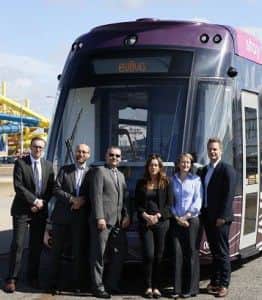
left=1, top=165, right=262, bottom=299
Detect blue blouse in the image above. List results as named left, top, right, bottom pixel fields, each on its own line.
left=172, top=173, right=203, bottom=217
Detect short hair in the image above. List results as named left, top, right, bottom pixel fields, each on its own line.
left=30, top=137, right=46, bottom=146
left=175, top=152, right=194, bottom=172
left=106, top=146, right=121, bottom=154
left=207, top=137, right=223, bottom=151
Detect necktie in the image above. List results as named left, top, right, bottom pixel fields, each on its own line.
left=34, top=161, right=40, bottom=196
left=112, top=169, right=119, bottom=186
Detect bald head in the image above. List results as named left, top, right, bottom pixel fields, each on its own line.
left=75, top=144, right=90, bottom=165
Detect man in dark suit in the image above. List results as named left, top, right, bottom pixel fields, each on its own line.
left=3, top=137, right=54, bottom=293
left=49, top=143, right=91, bottom=294
left=200, top=138, right=236, bottom=298
left=89, top=146, right=130, bottom=298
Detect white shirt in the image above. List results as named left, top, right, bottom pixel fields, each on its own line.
left=75, top=162, right=86, bottom=196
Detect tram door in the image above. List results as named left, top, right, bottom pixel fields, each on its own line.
left=240, top=91, right=260, bottom=249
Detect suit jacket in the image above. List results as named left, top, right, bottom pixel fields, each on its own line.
left=135, top=178, right=173, bottom=223
left=51, top=164, right=91, bottom=224
left=89, top=165, right=129, bottom=226
left=200, top=161, right=237, bottom=222
left=11, top=155, right=54, bottom=217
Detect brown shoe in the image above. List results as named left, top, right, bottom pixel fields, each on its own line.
left=216, top=287, right=228, bottom=297
left=3, top=279, right=16, bottom=293
left=206, top=283, right=219, bottom=294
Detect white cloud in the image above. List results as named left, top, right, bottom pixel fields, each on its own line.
left=14, top=78, right=33, bottom=89
left=121, top=0, right=147, bottom=9
left=0, top=53, right=59, bottom=118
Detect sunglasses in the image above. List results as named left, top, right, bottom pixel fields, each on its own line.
left=109, top=153, right=121, bottom=158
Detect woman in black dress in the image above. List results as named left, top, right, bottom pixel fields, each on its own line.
left=135, top=154, right=173, bottom=298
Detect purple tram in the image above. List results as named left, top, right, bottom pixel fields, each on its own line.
left=46, top=19, right=262, bottom=262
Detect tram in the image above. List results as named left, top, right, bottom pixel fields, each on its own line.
left=46, top=19, right=262, bottom=262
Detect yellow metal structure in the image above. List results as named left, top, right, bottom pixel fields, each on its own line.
left=0, top=81, right=50, bottom=154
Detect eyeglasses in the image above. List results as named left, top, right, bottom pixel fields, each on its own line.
left=109, top=153, right=121, bottom=158
left=32, top=145, right=44, bottom=150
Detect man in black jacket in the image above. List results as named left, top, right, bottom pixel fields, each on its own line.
left=4, top=137, right=54, bottom=293
left=49, top=143, right=91, bottom=293
left=200, top=138, right=237, bottom=298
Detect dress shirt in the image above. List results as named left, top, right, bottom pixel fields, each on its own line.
left=75, top=162, right=86, bottom=196
left=204, top=159, right=221, bottom=207
left=30, top=154, right=42, bottom=200
left=172, top=173, right=203, bottom=217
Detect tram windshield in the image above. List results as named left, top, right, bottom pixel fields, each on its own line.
left=51, top=80, right=188, bottom=167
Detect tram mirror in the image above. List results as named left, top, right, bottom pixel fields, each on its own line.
left=227, top=67, right=238, bottom=78
left=57, top=74, right=61, bottom=80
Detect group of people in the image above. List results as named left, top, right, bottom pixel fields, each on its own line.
left=3, top=136, right=237, bottom=299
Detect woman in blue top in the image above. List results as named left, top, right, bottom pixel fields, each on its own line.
left=171, top=153, right=203, bottom=298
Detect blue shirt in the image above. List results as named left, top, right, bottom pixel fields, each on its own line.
left=172, top=173, right=203, bottom=217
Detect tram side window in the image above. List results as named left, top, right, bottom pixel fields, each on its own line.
left=192, top=81, right=233, bottom=165
left=245, top=107, right=259, bottom=185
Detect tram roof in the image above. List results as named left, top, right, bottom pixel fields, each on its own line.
left=74, top=19, right=262, bottom=65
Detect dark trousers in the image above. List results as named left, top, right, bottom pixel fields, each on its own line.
left=139, top=219, right=169, bottom=289
left=171, top=217, right=200, bottom=295
left=89, top=222, right=127, bottom=292
left=8, top=214, right=46, bottom=281
left=202, top=217, right=231, bottom=287
left=50, top=216, right=87, bottom=287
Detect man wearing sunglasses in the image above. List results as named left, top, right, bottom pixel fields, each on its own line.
left=89, top=146, right=130, bottom=298
left=4, top=137, right=54, bottom=293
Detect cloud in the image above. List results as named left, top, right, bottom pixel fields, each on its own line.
left=0, top=53, right=58, bottom=118
left=121, top=0, right=147, bottom=9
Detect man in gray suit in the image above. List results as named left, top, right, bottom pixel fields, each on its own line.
left=90, top=146, right=130, bottom=298
left=49, top=144, right=91, bottom=294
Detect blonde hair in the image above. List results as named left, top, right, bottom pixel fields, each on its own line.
left=175, top=152, right=194, bottom=172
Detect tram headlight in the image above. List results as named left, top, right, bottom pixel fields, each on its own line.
left=200, top=33, right=209, bottom=43
left=71, top=43, right=78, bottom=51
left=213, top=34, right=222, bottom=43
left=124, top=35, right=138, bottom=47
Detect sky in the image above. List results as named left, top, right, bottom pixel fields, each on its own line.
left=0, top=0, right=262, bottom=118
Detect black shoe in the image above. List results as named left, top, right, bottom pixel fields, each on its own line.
left=28, top=279, right=39, bottom=289
left=93, top=290, right=111, bottom=298
left=181, top=294, right=191, bottom=298
left=108, top=287, right=122, bottom=295
left=48, top=285, right=60, bottom=295
left=73, top=288, right=81, bottom=294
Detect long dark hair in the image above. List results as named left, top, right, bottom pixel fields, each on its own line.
left=143, top=154, right=169, bottom=189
